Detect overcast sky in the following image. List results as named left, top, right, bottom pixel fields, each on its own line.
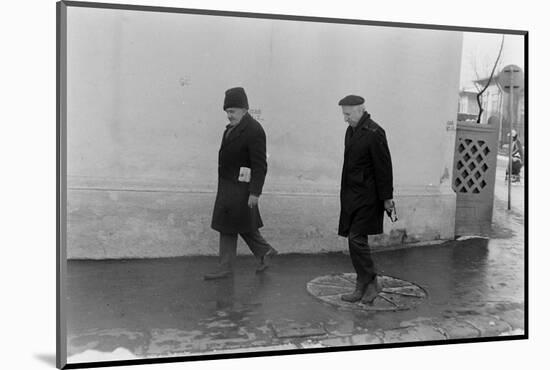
left=460, top=32, right=525, bottom=90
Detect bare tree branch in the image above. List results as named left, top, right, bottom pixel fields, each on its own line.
left=472, top=59, right=483, bottom=93
left=476, top=35, right=505, bottom=123
left=467, top=56, right=481, bottom=93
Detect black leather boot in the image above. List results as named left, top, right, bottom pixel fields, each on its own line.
left=341, top=279, right=367, bottom=302
left=361, top=276, right=381, bottom=304
left=256, top=247, right=279, bottom=273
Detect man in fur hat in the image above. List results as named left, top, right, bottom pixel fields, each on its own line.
left=205, top=87, right=278, bottom=280
left=337, top=95, right=394, bottom=304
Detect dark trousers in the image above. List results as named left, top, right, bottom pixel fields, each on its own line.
left=348, top=231, right=376, bottom=284
left=219, top=230, right=272, bottom=271
left=506, top=157, right=523, bottom=176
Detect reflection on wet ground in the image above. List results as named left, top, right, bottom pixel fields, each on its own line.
left=66, top=225, right=524, bottom=360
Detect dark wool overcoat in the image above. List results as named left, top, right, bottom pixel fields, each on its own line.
left=211, top=113, right=267, bottom=234
left=338, top=112, right=394, bottom=237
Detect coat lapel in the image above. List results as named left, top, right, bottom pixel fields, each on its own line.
left=220, top=113, right=251, bottom=150
left=345, top=112, right=370, bottom=154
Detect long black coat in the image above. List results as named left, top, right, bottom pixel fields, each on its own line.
left=211, top=113, right=267, bottom=234
left=338, top=112, right=394, bottom=237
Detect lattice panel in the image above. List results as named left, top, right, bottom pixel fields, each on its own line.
left=453, top=138, right=491, bottom=194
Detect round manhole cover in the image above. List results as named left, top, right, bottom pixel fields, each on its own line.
left=307, top=273, right=427, bottom=311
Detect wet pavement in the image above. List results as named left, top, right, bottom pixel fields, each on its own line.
left=66, top=164, right=525, bottom=364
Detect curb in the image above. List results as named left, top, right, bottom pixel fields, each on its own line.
left=173, top=307, right=525, bottom=356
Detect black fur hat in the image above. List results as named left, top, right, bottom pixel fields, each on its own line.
left=223, top=87, right=249, bottom=110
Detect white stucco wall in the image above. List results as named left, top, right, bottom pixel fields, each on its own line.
left=66, top=7, right=462, bottom=258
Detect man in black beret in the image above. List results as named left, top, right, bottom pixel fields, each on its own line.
left=337, top=95, right=394, bottom=304
left=205, top=87, right=278, bottom=280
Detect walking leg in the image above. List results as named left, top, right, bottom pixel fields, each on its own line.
left=241, top=229, right=278, bottom=272
left=204, top=233, right=237, bottom=280
left=342, top=232, right=373, bottom=302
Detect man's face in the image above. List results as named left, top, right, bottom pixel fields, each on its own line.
left=341, top=106, right=363, bottom=127
left=225, top=108, right=247, bottom=125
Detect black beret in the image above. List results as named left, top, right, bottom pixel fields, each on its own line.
left=338, top=95, right=365, bottom=106
left=223, top=87, right=249, bottom=110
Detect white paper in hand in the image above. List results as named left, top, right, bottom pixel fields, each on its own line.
left=238, top=167, right=251, bottom=183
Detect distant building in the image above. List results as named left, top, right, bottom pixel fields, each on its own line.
left=457, top=89, right=480, bottom=122
left=473, top=76, right=525, bottom=145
